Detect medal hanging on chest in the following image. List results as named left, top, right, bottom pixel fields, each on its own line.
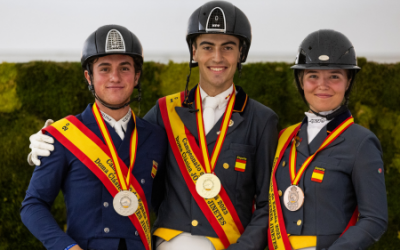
left=194, top=85, right=236, bottom=199
left=283, top=117, right=354, bottom=212
left=93, top=104, right=139, bottom=216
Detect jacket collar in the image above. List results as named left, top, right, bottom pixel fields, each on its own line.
left=297, top=110, right=352, bottom=156
left=183, top=84, right=249, bottom=114
left=81, top=104, right=152, bottom=150
left=178, top=84, right=247, bottom=146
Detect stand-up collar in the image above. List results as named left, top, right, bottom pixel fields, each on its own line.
left=183, top=84, right=249, bottom=113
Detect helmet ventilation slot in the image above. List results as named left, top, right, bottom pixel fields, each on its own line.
left=105, top=29, right=126, bottom=52
left=206, top=7, right=226, bottom=33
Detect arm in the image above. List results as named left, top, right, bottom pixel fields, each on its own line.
left=227, top=112, right=279, bottom=250
left=328, top=134, right=388, bottom=250
left=21, top=133, right=78, bottom=250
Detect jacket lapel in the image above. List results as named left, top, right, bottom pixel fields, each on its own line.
left=296, top=122, right=310, bottom=157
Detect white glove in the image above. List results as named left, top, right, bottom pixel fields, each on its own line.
left=27, top=119, right=55, bottom=166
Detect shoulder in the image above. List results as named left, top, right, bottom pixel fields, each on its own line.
left=246, top=98, right=278, bottom=121
left=346, top=123, right=379, bottom=141
left=136, top=116, right=165, bottom=136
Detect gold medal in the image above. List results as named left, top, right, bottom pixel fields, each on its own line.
left=283, top=185, right=304, bottom=211
left=113, top=190, right=139, bottom=216
left=196, top=173, right=221, bottom=199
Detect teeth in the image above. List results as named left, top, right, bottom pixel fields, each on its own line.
left=210, top=67, right=223, bottom=71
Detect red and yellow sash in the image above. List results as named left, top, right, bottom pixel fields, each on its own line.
left=159, top=89, right=244, bottom=248
left=43, top=105, right=151, bottom=250
left=268, top=117, right=357, bottom=249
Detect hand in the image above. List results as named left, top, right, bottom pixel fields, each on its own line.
left=70, top=245, right=83, bottom=250
left=27, top=119, right=55, bottom=166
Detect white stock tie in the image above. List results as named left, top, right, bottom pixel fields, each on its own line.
left=114, top=122, right=125, bottom=140
left=203, top=96, right=220, bottom=135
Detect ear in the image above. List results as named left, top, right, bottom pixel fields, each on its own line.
left=346, top=79, right=352, bottom=90
left=192, top=43, right=198, bottom=62
left=134, top=71, right=141, bottom=87
left=84, top=70, right=92, bottom=85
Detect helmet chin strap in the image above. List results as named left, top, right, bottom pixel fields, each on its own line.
left=309, top=99, right=349, bottom=121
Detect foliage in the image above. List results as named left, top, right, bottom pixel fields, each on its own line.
left=0, top=59, right=399, bottom=249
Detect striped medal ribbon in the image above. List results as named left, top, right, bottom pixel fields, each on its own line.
left=92, top=103, right=139, bottom=216
left=194, top=85, right=236, bottom=199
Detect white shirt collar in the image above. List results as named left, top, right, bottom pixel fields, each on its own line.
left=199, top=84, right=233, bottom=110
left=100, top=108, right=131, bottom=133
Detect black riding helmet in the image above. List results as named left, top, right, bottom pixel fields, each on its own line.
left=184, top=1, right=252, bottom=105
left=82, top=24, right=143, bottom=110
left=291, top=29, right=361, bottom=120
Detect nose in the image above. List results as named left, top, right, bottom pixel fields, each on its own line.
left=317, top=77, right=329, bottom=89
left=212, top=48, right=223, bottom=63
left=110, top=69, right=121, bottom=82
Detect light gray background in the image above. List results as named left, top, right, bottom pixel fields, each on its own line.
left=0, top=0, right=399, bottom=63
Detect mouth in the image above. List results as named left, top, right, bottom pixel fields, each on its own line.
left=106, top=86, right=124, bottom=89
left=315, top=94, right=333, bottom=99
left=208, top=66, right=227, bottom=73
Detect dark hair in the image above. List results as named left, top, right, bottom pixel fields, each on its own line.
left=86, top=55, right=142, bottom=75
left=297, top=69, right=352, bottom=88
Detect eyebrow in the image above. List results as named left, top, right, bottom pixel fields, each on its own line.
left=97, top=61, right=132, bottom=67
left=198, top=41, right=238, bottom=46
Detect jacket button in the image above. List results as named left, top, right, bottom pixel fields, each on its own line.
left=135, top=231, right=139, bottom=236
left=104, top=227, right=110, bottom=233
left=192, top=220, right=199, bottom=226
left=282, top=161, right=286, bottom=167
left=103, top=202, right=109, bottom=208
left=297, top=220, right=302, bottom=226
left=223, top=163, right=229, bottom=169
left=278, top=190, right=282, bottom=196
left=216, top=131, right=221, bottom=135
left=141, top=179, right=145, bottom=184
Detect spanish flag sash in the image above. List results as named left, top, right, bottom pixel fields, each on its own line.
left=43, top=105, right=151, bottom=250
left=268, top=117, right=357, bottom=249
left=159, top=89, right=244, bottom=248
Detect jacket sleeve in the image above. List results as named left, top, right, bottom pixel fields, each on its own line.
left=145, top=101, right=167, bottom=215
left=227, top=111, right=279, bottom=250
left=20, top=133, right=76, bottom=250
left=328, top=134, right=388, bottom=250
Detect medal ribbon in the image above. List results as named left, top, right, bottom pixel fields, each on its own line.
left=195, top=85, right=236, bottom=174
left=92, top=103, right=137, bottom=191
left=159, top=91, right=244, bottom=248
left=268, top=117, right=355, bottom=249
left=289, top=117, right=354, bottom=186
left=44, top=109, right=151, bottom=250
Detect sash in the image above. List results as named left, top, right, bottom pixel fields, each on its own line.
left=268, top=117, right=357, bottom=250
left=159, top=90, right=244, bottom=248
left=43, top=114, right=151, bottom=250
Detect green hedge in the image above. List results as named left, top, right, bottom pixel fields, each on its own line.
left=0, top=59, right=399, bottom=249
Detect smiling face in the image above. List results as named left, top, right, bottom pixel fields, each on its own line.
left=301, top=69, right=350, bottom=112
left=84, top=54, right=140, bottom=108
left=192, top=34, right=241, bottom=96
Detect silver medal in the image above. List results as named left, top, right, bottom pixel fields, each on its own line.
left=283, top=185, right=305, bottom=211
left=196, top=173, right=221, bottom=199
left=113, top=190, right=138, bottom=216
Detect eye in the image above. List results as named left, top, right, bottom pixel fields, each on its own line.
left=99, top=67, right=109, bottom=72
left=331, top=74, right=340, bottom=79
left=308, top=74, right=317, bottom=79
left=121, top=66, right=130, bottom=71
left=203, top=46, right=212, bottom=50
left=224, top=46, right=233, bottom=50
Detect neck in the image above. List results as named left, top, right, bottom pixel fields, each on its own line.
left=95, top=100, right=130, bottom=121
left=199, top=81, right=233, bottom=97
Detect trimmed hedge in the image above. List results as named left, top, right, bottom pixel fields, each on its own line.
left=0, top=59, right=399, bottom=249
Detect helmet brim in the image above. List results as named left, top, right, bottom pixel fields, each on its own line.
left=291, top=64, right=360, bottom=71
